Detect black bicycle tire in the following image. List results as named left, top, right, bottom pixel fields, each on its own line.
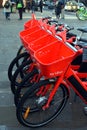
left=17, top=45, right=26, bottom=56
left=14, top=67, right=39, bottom=107
left=8, top=52, right=29, bottom=81
left=16, top=79, right=69, bottom=128
left=11, top=59, right=32, bottom=94
left=11, top=58, right=33, bottom=87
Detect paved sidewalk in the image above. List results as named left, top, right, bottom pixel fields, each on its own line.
left=0, top=8, right=87, bottom=130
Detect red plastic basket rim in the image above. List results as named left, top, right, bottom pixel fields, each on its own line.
left=34, top=41, right=75, bottom=66
left=35, top=54, right=74, bottom=66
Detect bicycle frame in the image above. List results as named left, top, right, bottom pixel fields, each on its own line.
left=66, top=66, right=87, bottom=101
left=35, top=45, right=87, bottom=110
left=41, top=64, right=87, bottom=110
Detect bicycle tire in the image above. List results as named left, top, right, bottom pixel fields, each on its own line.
left=17, top=45, right=26, bottom=56
left=76, top=12, right=85, bottom=20
left=14, top=68, right=39, bottom=107
left=16, top=79, right=69, bottom=128
left=11, top=59, right=32, bottom=94
left=8, top=52, right=29, bottom=81
left=11, top=58, right=33, bottom=87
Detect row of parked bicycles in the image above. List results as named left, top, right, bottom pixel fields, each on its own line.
left=8, top=14, right=87, bottom=128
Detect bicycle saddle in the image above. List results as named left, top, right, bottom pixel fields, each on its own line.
left=77, top=27, right=87, bottom=33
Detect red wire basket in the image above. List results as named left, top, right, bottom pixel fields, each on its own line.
left=34, top=40, right=76, bottom=78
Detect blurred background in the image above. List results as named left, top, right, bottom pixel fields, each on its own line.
left=0, top=0, right=87, bottom=13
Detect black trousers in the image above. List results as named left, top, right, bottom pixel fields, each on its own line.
left=5, top=12, right=10, bottom=19
left=40, top=6, right=42, bottom=13
left=18, top=8, right=23, bottom=19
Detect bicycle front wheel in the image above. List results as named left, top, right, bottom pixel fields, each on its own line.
left=11, top=59, right=32, bottom=94
left=17, top=45, right=26, bottom=56
left=16, top=79, right=69, bottom=128
left=76, top=12, right=85, bottom=20
left=8, top=52, right=29, bottom=81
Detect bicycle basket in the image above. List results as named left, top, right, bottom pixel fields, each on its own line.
left=23, top=29, right=49, bottom=50
left=19, top=26, right=41, bottom=45
left=34, top=41, right=75, bottom=78
left=24, top=14, right=39, bottom=30
left=28, top=34, right=58, bottom=57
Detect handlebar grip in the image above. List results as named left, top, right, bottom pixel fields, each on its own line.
left=47, top=20, right=59, bottom=25
left=67, top=32, right=77, bottom=37
left=66, top=26, right=74, bottom=32
left=42, top=16, right=52, bottom=20
left=79, top=38, right=87, bottom=43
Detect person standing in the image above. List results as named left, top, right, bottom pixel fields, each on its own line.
left=16, top=0, right=24, bottom=20
left=10, top=0, right=15, bottom=13
left=23, top=0, right=26, bottom=12
left=55, top=1, right=63, bottom=20
left=39, top=0, right=43, bottom=13
left=31, top=0, right=35, bottom=13
left=2, top=0, right=11, bottom=20
left=60, top=0, right=66, bottom=19
left=26, top=0, right=31, bottom=12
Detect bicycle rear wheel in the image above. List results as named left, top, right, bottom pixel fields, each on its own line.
left=16, top=79, right=69, bottom=128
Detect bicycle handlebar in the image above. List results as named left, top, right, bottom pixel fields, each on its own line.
left=47, top=20, right=58, bottom=25
left=79, top=38, right=87, bottom=43
left=42, top=16, right=52, bottom=20
left=66, top=26, right=74, bottom=32
left=67, top=32, right=77, bottom=37
left=77, top=27, right=87, bottom=33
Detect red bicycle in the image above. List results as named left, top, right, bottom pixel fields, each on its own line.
left=13, top=24, right=87, bottom=106
left=16, top=37, right=87, bottom=127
